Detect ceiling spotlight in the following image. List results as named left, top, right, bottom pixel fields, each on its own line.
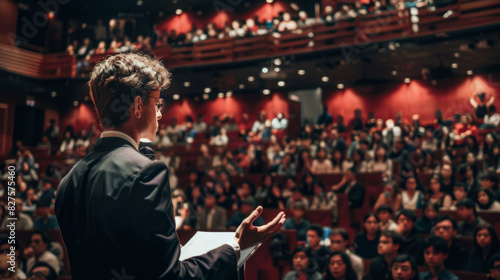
left=202, top=93, right=209, bottom=100
left=451, top=63, right=458, bottom=69
left=50, top=91, right=57, bottom=97
left=308, top=32, right=314, bottom=38
left=238, top=84, right=245, bottom=89
left=321, top=76, right=329, bottom=82
left=248, top=76, right=255, bottom=82
left=218, top=92, right=224, bottom=98
left=337, top=84, right=344, bottom=89
left=404, top=77, right=411, bottom=84
left=73, top=101, right=79, bottom=106
left=454, top=52, right=460, bottom=58
left=183, top=81, right=191, bottom=87
left=173, top=94, right=180, bottom=100
left=204, top=87, right=211, bottom=93
left=263, top=89, right=271, bottom=95
left=274, top=58, right=282, bottom=66
left=262, top=67, right=269, bottom=74
left=298, top=69, right=306, bottom=75
left=278, top=81, right=285, bottom=87
left=226, top=90, right=233, bottom=97
left=136, top=0, right=143, bottom=6
left=274, top=67, right=280, bottom=72
left=391, top=70, right=398, bottom=76
left=176, top=9, right=183, bottom=15
left=467, top=70, right=474, bottom=76
left=266, top=0, right=273, bottom=3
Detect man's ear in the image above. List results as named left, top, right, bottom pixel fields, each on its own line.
left=134, top=96, right=142, bottom=118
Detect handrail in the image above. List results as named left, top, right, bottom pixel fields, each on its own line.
left=0, top=0, right=499, bottom=80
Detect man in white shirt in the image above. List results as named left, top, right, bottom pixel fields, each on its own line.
left=329, top=228, right=364, bottom=280
left=25, top=231, right=60, bottom=275
left=482, top=105, right=500, bottom=128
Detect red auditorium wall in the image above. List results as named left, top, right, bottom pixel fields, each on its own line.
left=60, top=103, right=99, bottom=134
left=156, top=2, right=291, bottom=34
left=0, top=0, right=18, bottom=45
left=323, top=74, right=500, bottom=124
left=160, top=91, right=290, bottom=126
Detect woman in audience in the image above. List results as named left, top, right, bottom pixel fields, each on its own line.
left=479, top=132, right=497, bottom=161
left=262, top=182, right=285, bottom=210
left=59, top=130, right=75, bottom=155
left=324, top=251, right=357, bottom=280
left=484, top=144, right=500, bottom=173
left=354, top=213, right=381, bottom=259
left=374, top=181, right=402, bottom=213
left=296, top=149, right=313, bottom=175
left=310, top=180, right=337, bottom=223
left=283, top=247, right=322, bottom=280
left=368, top=145, right=393, bottom=179
left=301, top=172, right=316, bottom=196
left=466, top=224, right=500, bottom=273
left=426, top=175, right=452, bottom=210
left=331, top=148, right=345, bottom=174
left=400, top=176, right=424, bottom=210
left=460, top=164, right=480, bottom=196
left=450, top=182, right=469, bottom=210
left=343, top=149, right=368, bottom=173
left=277, top=153, right=296, bottom=176
left=415, top=203, right=438, bottom=234
left=255, top=174, right=273, bottom=200
left=476, top=188, right=500, bottom=212
left=311, top=148, right=333, bottom=174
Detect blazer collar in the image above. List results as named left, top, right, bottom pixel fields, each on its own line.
left=92, top=137, right=137, bottom=150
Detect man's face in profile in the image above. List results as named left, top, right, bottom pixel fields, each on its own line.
left=140, top=90, right=162, bottom=141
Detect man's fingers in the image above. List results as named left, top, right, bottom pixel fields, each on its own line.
left=260, top=211, right=285, bottom=232
left=245, top=206, right=263, bottom=225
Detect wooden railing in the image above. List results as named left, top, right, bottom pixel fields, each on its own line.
left=0, top=0, right=499, bottom=80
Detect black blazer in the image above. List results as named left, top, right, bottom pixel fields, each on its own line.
left=55, top=137, right=237, bottom=279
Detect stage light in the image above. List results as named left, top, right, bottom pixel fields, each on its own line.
left=262, top=67, right=269, bottom=73
left=248, top=76, right=255, bottom=82
left=278, top=81, right=285, bottom=87
left=274, top=67, right=280, bottom=72
left=173, top=94, right=180, bottom=100
left=321, top=76, right=329, bottom=82
left=184, top=81, right=191, bottom=87
left=136, top=0, right=143, bottom=6
left=404, top=78, right=411, bottom=84
left=467, top=70, right=474, bottom=76
left=239, top=84, right=245, bottom=89
left=176, top=9, right=183, bottom=15
left=51, top=91, right=57, bottom=97
left=391, top=70, right=398, bottom=76
left=266, top=0, right=273, bottom=3
left=263, top=89, right=271, bottom=95
left=337, top=84, right=344, bottom=89
left=298, top=69, right=305, bottom=75
left=451, top=63, right=458, bottom=69
left=226, top=90, right=233, bottom=97
left=204, top=87, right=211, bottom=93
left=274, top=58, right=282, bottom=66
left=202, top=93, right=209, bottom=100
left=218, top=92, right=224, bottom=98
left=73, top=101, right=79, bottom=106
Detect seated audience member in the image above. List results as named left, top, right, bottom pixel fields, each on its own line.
left=310, top=180, right=337, bottom=223
left=329, top=228, right=364, bottom=280
left=331, top=168, right=365, bottom=209
left=283, top=247, right=322, bottom=280
left=396, top=209, right=424, bottom=265
left=334, top=3, right=358, bottom=21
left=374, top=181, right=402, bottom=213
left=432, top=215, right=468, bottom=270
left=476, top=188, right=500, bottom=212
left=0, top=238, right=25, bottom=279
left=256, top=174, right=273, bottom=200
left=286, top=187, right=309, bottom=209
left=251, top=111, right=267, bottom=135
left=37, top=135, right=52, bottom=156
left=368, top=146, right=393, bottom=179
left=0, top=198, right=33, bottom=230
left=196, top=188, right=227, bottom=230
left=324, top=251, right=358, bottom=280
left=466, top=224, right=500, bottom=273
left=488, top=253, right=500, bottom=280
left=480, top=173, right=500, bottom=201
left=19, top=162, right=39, bottom=188
left=415, top=203, right=439, bottom=234
left=311, top=148, right=333, bottom=174
left=37, top=179, right=55, bottom=208
left=449, top=182, right=469, bottom=210
left=24, top=231, right=60, bottom=274
left=283, top=202, right=310, bottom=242
left=390, top=254, right=419, bottom=280
left=482, top=105, right=500, bottom=128
left=33, top=207, right=59, bottom=230
left=27, top=261, right=58, bottom=280
left=369, top=230, right=403, bottom=280
left=354, top=213, right=381, bottom=259
left=263, top=182, right=286, bottom=210
left=377, top=204, right=398, bottom=231
left=193, top=114, right=207, bottom=133
left=453, top=114, right=478, bottom=146
left=277, top=153, right=296, bottom=176
left=23, top=188, right=37, bottom=215
left=419, top=236, right=459, bottom=280
left=171, top=189, right=196, bottom=230
left=271, top=113, right=288, bottom=130
left=439, top=164, right=455, bottom=195
left=297, top=11, right=316, bottom=28
left=426, top=176, right=452, bottom=210
left=226, top=198, right=264, bottom=230
left=306, top=224, right=331, bottom=273
left=196, top=144, right=212, bottom=173
left=401, top=176, right=424, bottom=210
left=59, top=130, right=74, bottom=155
left=456, top=198, right=487, bottom=236
left=277, top=12, right=298, bottom=33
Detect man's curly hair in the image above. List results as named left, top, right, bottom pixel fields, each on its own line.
left=88, top=53, right=171, bottom=128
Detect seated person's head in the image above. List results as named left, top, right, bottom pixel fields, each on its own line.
left=423, top=203, right=439, bottom=221
left=30, top=231, right=51, bottom=257
left=325, top=251, right=356, bottom=280
left=329, top=228, right=350, bottom=252
left=453, top=182, right=468, bottom=202
left=376, top=205, right=394, bottom=224
left=291, top=187, right=303, bottom=201
left=292, top=202, right=306, bottom=220
left=378, top=230, right=402, bottom=256
left=488, top=253, right=500, bottom=280
left=28, top=261, right=57, bottom=280
left=423, top=236, right=449, bottom=269
left=476, top=188, right=496, bottom=210
left=203, top=188, right=218, bottom=209
left=481, top=173, right=497, bottom=191
left=391, top=254, right=418, bottom=280
left=474, top=224, right=499, bottom=252
left=396, top=210, right=417, bottom=236
left=306, top=224, right=323, bottom=249
left=240, top=198, right=256, bottom=215
left=432, top=215, right=457, bottom=244
left=363, top=213, right=380, bottom=235
left=291, top=247, right=312, bottom=273
left=456, top=198, right=476, bottom=221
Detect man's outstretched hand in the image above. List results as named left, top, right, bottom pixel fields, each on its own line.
left=234, top=206, right=286, bottom=250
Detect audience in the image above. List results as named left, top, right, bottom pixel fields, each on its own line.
left=354, top=213, right=381, bottom=259
left=419, top=236, right=459, bottom=280
left=305, top=224, right=331, bottom=273
left=324, top=251, right=358, bottom=280
left=369, top=230, right=403, bottom=280
left=283, top=202, right=310, bottom=242
left=24, top=231, right=60, bottom=275
left=283, top=246, right=322, bottom=280
left=396, top=209, right=424, bottom=265
left=432, top=215, right=468, bottom=270
left=456, top=198, right=487, bottom=236
left=466, top=224, right=500, bottom=273
left=390, top=254, right=419, bottom=280
left=329, top=228, right=364, bottom=280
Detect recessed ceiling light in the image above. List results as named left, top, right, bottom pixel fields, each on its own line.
left=298, top=69, right=305, bottom=75
left=263, top=89, right=271, bottom=95
left=218, top=93, right=224, bottom=98
left=404, top=77, right=411, bottom=84
left=467, top=70, right=473, bottom=76
left=51, top=91, right=57, bottom=97
left=391, top=70, right=398, bottom=76
left=278, top=81, right=285, bottom=87
left=173, top=94, right=180, bottom=100
left=238, top=84, right=245, bottom=89
left=202, top=93, right=209, bottom=100
left=454, top=52, right=460, bottom=58
left=248, top=76, right=255, bottom=82
left=451, top=63, right=458, bottom=69
left=183, top=81, right=191, bottom=87
left=204, top=87, right=211, bottom=93
left=321, top=76, right=329, bottom=82
left=262, top=67, right=269, bottom=74
left=337, top=84, right=344, bottom=89
left=175, top=9, right=183, bottom=15
left=266, top=0, right=273, bottom=3
left=226, top=91, right=233, bottom=97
